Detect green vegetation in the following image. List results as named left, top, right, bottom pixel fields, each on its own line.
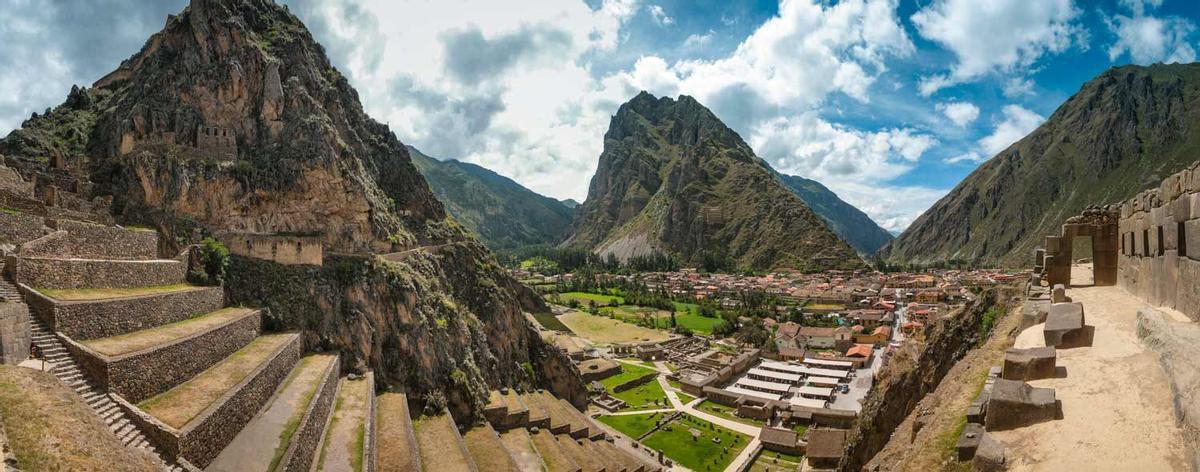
left=611, top=378, right=669, bottom=410
left=558, top=291, right=624, bottom=305
left=750, top=448, right=804, bottom=472
left=530, top=312, right=572, bottom=332
left=189, top=237, right=230, bottom=286
left=676, top=392, right=697, bottom=405
left=979, top=306, right=1004, bottom=339
left=695, top=401, right=763, bottom=427
left=0, top=207, right=20, bottom=216
left=270, top=358, right=324, bottom=471
left=599, top=363, right=657, bottom=389
left=642, top=414, right=750, bottom=471
left=597, top=412, right=663, bottom=439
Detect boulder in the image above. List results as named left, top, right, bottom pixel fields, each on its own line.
left=985, top=379, right=1058, bottom=431
left=1002, top=347, right=1057, bottom=381
left=972, top=434, right=1007, bottom=471
left=1043, top=303, right=1087, bottom=348
left=956, top=423, right=985, bottom=461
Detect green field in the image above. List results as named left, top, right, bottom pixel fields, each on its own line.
left=611, top=378, right=669, bottom=410
left=600, top=363, right=658, bottom=389
left=695, top=401, right=764, bottom=427
left=530, top=312, right=572, bottom=332
left=557, top=311, right=668, bottom=344
left=597, top=412, right=663, bottom=439
left=557, top=291, right=624, bottom=305
left=749, top=449, right=804, bottom=472
left=643, top=414, right=750, bottom=472
left=676, top=392, right=697, bottom=405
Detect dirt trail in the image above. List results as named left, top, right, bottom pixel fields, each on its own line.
left=991, top=265, right=1190, bottom=471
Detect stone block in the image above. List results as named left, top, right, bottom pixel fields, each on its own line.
left=967, top=390, right=990, bottom=424
left=1050, top=284, right=1071, bottom=303
left=1044, top=236, right=1062, bottom=255
left=1044, top=303, right=1088, bottom=348
left=1171, top=194, right=1193, bottom=223
left=1185, top=219, right=1200, bottom=261
left=985, top=379, right=1058, bottom=431
left=0, top=302, right=30, bottom=365
left=1190, top=193, right=1200, bottom=220
left=972, top=434, right=1007, bottom=472
left=956, top=423, right=985, bottom=461
left=1002, top=347, right=1056, bottom=381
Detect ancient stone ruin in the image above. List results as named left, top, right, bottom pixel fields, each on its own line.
left=1038, top=205, right=1119, bottom=288
left=985, top=379, right=1059, bottom=431
left=1002, top=347, right=1057, bottom=381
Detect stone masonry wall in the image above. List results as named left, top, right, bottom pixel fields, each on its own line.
left=179, top=334, right=302, bottom=468
left=1117, top=161, right=1200, bottom=321
left=22, top=284, right=224, bottom=340
left=278, top=355, right=340, bottom=472
left=10, top=252, right=187, bottom=290
left=79, top=310, right=262, bottom=403
left=0, top=303, right=30, bottom=365
left=220, top=232, right=323, bottom=266
left=21, top=220, right=158, bottom=260
left=0, top=211, right=45, bottom=246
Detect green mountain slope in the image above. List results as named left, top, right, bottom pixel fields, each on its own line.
left=407, top=145, right=573, bottom=251
left=776, top=173, right=893, bottom=255
left=563, top=92, right=864, bottom=272
left=884, top=64, right=1200, bottom=267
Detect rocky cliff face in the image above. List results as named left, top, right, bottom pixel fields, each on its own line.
left=885, top=64, right=1200, bottom=267
left=0, top=0, right=584, bottom=420
left=777, top=173, right=893, bottom=255
left=407, top=145, right=574, bottom=251
left=564, top=92, right=864, bottom=272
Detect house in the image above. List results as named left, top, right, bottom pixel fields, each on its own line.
left=759, top=427, right=804, bottom=455
left=806, top=429, right=848, bottom=469
left=846, top=309, right=888, bottom=329
left=853, top=326, right=892, bottom=346
left=845, top=344, right=874, bottom=363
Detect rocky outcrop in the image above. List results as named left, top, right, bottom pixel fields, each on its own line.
left=885, top=63, right=1200, bottom=267
left=840, top=288, right=1015, bottom=471
left=0, top=0, right=584, bottom=421
left=1137, top=307, right=1200, bottom=469
left=564, top=92, right=864, bottom=272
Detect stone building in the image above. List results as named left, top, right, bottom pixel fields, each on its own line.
left=220, top=232, right=323, bottom=266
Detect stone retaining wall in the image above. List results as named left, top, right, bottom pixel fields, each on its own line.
left=21, top=220, right=157, bottom=260
left=363, top=372, right=377, bottom=472
left=22, top=284, right=224, bottom=340
left=69, top=310, right=262, bottom=403
left=278, top=354, right=340, bottom=472
left=0, top=211, right=45, bottom=246
left=611, top=371, right=659, bottom=393
left=1117, top=161, right=1200, bottom=321
left=178, top=333, right=302, bottom=468
left=11, top=251, right=187, bottom=290
left=0, top=303, right=29, bottom=365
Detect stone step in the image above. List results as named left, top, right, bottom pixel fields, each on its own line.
left=376, top=392, right=422, bottom=472
left=137, top=333, right=302, bottom=469
left=206, top=354, right=339, bottom=472
left=314, top=373, right=376, bottom=472
left=529, top=428, right=582, bottom=472
left=498, top=428, right=552, bottom=472
left=463, top=423, right=520, bottom=472
left=412, top=411, right=479, bottom=472
left=553, top=434, right=607, bottom=472
left=20, top=220, right=159, bottom=261
left=23, top=284, right=225, bottom=340
left=11, top=255, right=188, bottom=290
left=73, top=307, right=263, bottom=403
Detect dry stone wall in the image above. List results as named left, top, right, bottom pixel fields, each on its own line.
left=20, top=220, right=158, bottom=260
left=1117, top=161, right=1200, bottom=321
left=277, top=355, right=339, bottom=472
left=10, top=252, right=187, bottom=290
left=22, top=285, right=224, bottom=340
left=0, top=303, right=29, bottom=365
left=0, top=211, right=45, bottom=246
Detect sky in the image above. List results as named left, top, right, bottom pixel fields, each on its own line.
left=2, top=0, right=1199, bottom=233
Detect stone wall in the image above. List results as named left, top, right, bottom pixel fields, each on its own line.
left=20, top=220, right=158, bottom=260
left=177, top=334, right=301, bottom=468
left=0, top=165, right=34, bottom=198
left=0, top=211, right=45, bottom=246
left=0, top=303, right=30, bottom=365
left=1117, top=161, right=1200, bottom=321
left=363, top=372, right=377, bottom=472
left=10, top=251, right=187, bottom=290
left=220, top=232, right=322, bottom=266
left=278, top=355, right=340, bottom=472
left=66, top=310, right=261, bottom=403
left=22, top=284, right=224, bottom=340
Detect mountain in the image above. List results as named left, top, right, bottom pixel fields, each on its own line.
left=406, top=145, right=573, bottom=251
left=776, top=173, right=893, bottom=255
left=884, top=64, right=1200, bottom=267
left=0, top=0, right=583, bottom=417
left=560, top=198, right=580, bottom=209
left=563, top=92, right=864, bottom=272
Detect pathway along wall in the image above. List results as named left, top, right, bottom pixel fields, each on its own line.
left=1117, top=161, right=1200, bottom=321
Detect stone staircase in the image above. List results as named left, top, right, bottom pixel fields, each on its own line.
left=374, top=388, right=663, bottom=472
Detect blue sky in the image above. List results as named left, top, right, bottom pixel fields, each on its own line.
left=2, top=0, right=1199, bottom=232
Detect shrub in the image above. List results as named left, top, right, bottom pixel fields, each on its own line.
left=190, top=237, right=230, bottom=286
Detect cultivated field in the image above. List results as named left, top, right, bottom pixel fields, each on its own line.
left=557, top=311, right=668, bottom=344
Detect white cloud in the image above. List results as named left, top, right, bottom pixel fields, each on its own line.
left=1106, top=0, right=1196, bottom=65
left=979, top=105, right=1045, bottom=156
left=819, top=182, right=948, bottom=233
left=936, top=101, right=980, bottom=127
left=647, top=5, right=673, bottom=27
left=912, top=0, right=1084, bottom=95
left=1002, top=77, right=1036, bottom=97
left=944, top=152, right=983, bottom=164
left=682, top=31, right=714, bottom=49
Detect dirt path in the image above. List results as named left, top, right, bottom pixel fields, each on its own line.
left=991, top=265, right=1190, bottom=471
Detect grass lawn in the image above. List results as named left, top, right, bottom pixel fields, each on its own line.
left=40, top=283, right=200, bottom=301
left=611, top=379, right=669, bottom=410
left=530, top=312, right=573, bottom=332
left=695, top=401, right=764, bottom=427
left=643, top=414, right=750, bottom=472
left=600, top=363, right=658, bottom=389
left=676, top=392, right=697, bottom=405
left=749, top=449, right=804, bottom=472
left=597, top=412, right=664, bottom=439
left=619, top=357, right=657, bottom=369
left=673, top=312, right=724, bottom=335
left=557, top=291, right=624, bottom=305
left=558, top=311, right=667, bottom=344
left=83, top=307, right=253, bottom=356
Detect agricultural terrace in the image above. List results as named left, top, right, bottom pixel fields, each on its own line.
left=557, top=311, right=667, bottom=344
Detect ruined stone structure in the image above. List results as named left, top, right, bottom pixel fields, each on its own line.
left=220, top=232, right=323, bottom=266
left=1002, top=347, right=1057, bottom=381
left=1039, top=206, right=1119, bottom=288
left=985, top=379, right=1059, bottom=431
